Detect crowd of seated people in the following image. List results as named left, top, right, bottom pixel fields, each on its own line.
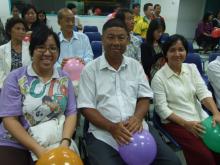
left=0, top=2, right=220, bottom=165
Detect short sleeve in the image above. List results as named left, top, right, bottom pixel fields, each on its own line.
left=0, top=72, right=23, bottom=117
left=191, top=64, right=212, bottom=101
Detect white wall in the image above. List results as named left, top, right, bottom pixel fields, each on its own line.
left=176, top=0, right=206, bottom=40
left=0, top=0, right=11, bottom=25
left=140, top=0, right=180, bottom=35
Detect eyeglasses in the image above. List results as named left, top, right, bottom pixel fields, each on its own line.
left=36, top=45, right=58, bottom=53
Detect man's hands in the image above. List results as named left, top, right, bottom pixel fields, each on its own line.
left=124, top=116, right=143, bottom=134
left=109, top=122, right=132, bottom=145
left=109, top=116, right=143, bottom=145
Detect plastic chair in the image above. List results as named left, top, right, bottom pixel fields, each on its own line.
left=83, top=26, right=98, bottom=33
left=84, top=32, right=101, bottom=43
left=78, top=118, right=90, bottom=165
left=91, top=41, right=102, bottom=59
left=152, top=111, right=181, bottom=150
left=184, top=53, right=208, bottom=84
left=187, top=41, right=194, bottom=53
left=208, top=52, right=220, bottom=62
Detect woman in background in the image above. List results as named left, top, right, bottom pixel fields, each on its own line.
left=0, top=17, right=30, bottom=88
left=37, top=10, right=47, bottom=25
left=141, top=18, right=165, bottom=80
left=21, top=4, right=39, bottom=32
left=195, top=11, right=218, bottom=52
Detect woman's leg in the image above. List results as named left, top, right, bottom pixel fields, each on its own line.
left=163, top=123, right=216, bottom=165
left=0, top=146, right=34, bottom=165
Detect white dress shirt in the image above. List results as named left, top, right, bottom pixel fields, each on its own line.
left=77, top=55, right=153, bottom=150
left=151, top=63, right=211, bottom=123
left=207, top=56, right=220, bottom=109
left=57, top=31, right=93, bottom=66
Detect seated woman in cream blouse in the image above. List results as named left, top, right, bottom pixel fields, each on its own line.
left=0, top=17, right=31, bottom=88
left=151, top=34, right=220, bottom=165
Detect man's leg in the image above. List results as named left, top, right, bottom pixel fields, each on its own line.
left=85, top=133, right=126, bottom=165
left=148, top=124, right=181, bottom=165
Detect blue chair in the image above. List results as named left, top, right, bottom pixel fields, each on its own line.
left=152, top=111, right=181, bottom=150
left=187, top=41, right=194, bottom=53
left=160, top=33, right=169, bottom=43
left=84, top=32, right=101, bottom=43
left=91, top=41, right=102, bottom=59
left=184, top=53, right=208, bottom=83
left=184, top=53, right=203, bottom=74
left=83, top=26, right=98, bottom=33
left=208, top=52, right=220, bottom=62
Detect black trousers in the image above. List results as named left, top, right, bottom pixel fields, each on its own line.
left=0, top=146, right=34, bottom=165
left=85, top=124, right=181, bottom=165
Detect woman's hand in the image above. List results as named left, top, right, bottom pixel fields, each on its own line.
left=35, top=146, right=48, bottom=158
left=212, top=112, right=220, bottom=127
left=184, top=121, right=206, bottom=137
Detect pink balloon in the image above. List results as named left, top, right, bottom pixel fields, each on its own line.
left=63, top=58, right=84, bottom=81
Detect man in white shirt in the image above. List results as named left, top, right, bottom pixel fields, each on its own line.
left=57, top=8, right=93, bottom=67
left=77, top=18, right=180, bottom=165
left=207, top=56, right=220, bottom=109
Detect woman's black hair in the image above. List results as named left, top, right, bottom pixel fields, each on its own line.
left=162, top=34, right=188, bottom=57
left=37, top=10, right=47, bottom=24
left=21, top=4, right=37, bottom=19
left=203, top=11, right=213, bottom=22
left=146, top=18, right=165, bottom=46
left=29, top=25, right=60, bottom=58
left=5, top=17, right=27, bottom=40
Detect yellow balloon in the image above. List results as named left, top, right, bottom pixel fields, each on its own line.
left=36, top=147, right=83, bottom=165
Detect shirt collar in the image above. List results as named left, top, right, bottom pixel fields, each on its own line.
left=164, top=63, right=188, bottom=79
left=59, top=31, right=79, bottom=42
left=27, top=64, right=59, bottom=79
left=99, top=54, right=128, bottom=71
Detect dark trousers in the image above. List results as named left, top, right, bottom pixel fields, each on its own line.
left=85, top=124, right=181, bottom=165
left=163, top=123, right=220, bottom=165
left=0, top=146, right=34, bottom=165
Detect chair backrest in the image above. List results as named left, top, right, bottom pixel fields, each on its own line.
left=187, top=41, right=194, bottom=53
left=184, top=53, right=203, bottom=75
left=208, top=52, right=220, bottom=62
left=91, top=41, right=102, bottom=59
left=160, top=33, right=169, bottom=43
left=84, top=32, right=101, bottom=43
left=83, top=25, right=98, bottom=33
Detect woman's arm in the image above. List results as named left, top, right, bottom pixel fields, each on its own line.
left=3, top=116, right=46, bottom=158
left=201, top=97, right=220, bottom=126
left=60, top=114, right=77, bottom=147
